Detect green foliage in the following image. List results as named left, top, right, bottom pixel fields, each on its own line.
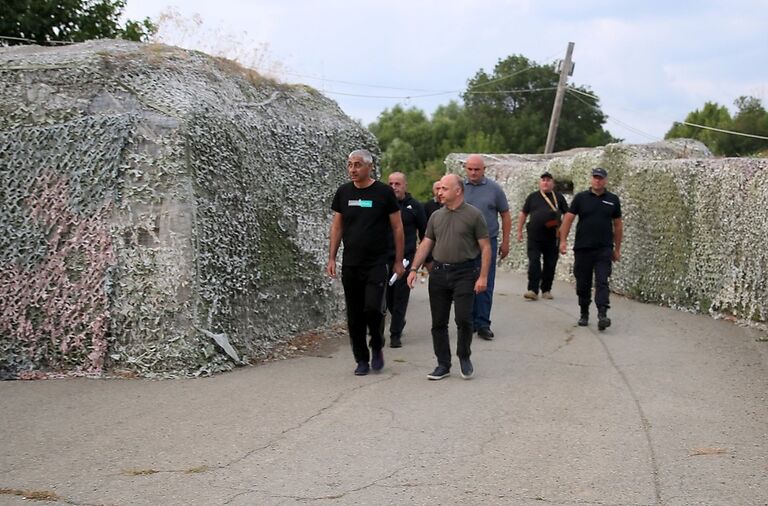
left=0, top=0, right=156, bottom=45
left=665, top=96, right=768, bottom=156
left=463, top=55, right=617, bottom=153
left=368, top=54, right=617, bottom=200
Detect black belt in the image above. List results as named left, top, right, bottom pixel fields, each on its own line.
left=432, top=259, right=477, bottom=271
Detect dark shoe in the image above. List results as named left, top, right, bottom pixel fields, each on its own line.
left=597, top=314, right=611, bottom=331
left=371, top=348, right=384, bottom=371
left=459, top=358, right=474, bottom=379
left=578, top=314, right=589, bottom=326
left=389, top=335, right=402, bottom=348
left=477, top=327, right=495, bottom=340
left=427, top=365, right=450, bottom=380
left=354, top=362, right=370, bottom=376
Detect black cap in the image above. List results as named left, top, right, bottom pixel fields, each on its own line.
left=591, top=167, right=608, bottom=178
left=540, top=171, right=553, bottom=179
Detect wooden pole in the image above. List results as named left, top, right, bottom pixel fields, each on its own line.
left=544, top=42, right=575, bottom=154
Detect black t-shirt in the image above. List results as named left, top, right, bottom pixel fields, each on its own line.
left=424, top=200, right=443, bottom=221
left=522, top=191, right=569, bottom=241
left=387, top=194, right=427, bottom=261
left=568, top=190, right=622, bottom=250
left=331, top=180, right=399, bottom=266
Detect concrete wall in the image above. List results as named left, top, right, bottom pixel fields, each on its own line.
left=0, top=41, right=375, bottom=377
left=446, top=142, right=768, bottom=324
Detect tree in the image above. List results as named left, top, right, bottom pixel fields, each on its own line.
left=0, top=0, right=156, bottom=45
left=665, top=102, right=733, bottom=155
left=665, top=97, right=768, bottom=156
left=462, top=55, right=617, bottom=153
left=368, top=105, right=435, bottom=163
left=730, top=96, right=768, bottom=156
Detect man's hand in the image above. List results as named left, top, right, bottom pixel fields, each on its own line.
left=516, top=230, right=524, bottom=242
left=326, top=259, right=337, bottom=277
left=612, top=249, right=621, bottom=262
left=407, top=270, right=418, bottom=289
left=393, top=261, right=405, bottom=280
left=499, top=241, right=510, bottom=260
left=474, top=275, right=488, bottom=294
left=559, top=242, right=568, bottom=256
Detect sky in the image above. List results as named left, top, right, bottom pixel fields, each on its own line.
left=122, top=0, right=768, bottom=145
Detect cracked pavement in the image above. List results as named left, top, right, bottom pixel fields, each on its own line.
left=2, top=272, right=767, bottom=505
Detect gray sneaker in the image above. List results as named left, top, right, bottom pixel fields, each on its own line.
left=427, top=365, right=450, bottom=380
left=459, top=358, right=474, bottom=379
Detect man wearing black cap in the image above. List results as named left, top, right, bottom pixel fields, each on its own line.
left=517, top=172, right=569, bottom=300
left=559, top=167, right=623, bottom=330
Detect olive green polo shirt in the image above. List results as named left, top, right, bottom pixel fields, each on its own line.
left=426, top=202, right=489, bottom=263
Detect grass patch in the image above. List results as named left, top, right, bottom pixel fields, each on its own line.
left=123, top=468, right=159, bottom=476
left=0, top=488, right=61, bottom=501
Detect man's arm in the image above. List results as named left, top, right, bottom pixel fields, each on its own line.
left=612, top=217, right=623, bottom=262
left=559, top=212, right=576, bottom=255
left=407, top=237, right=434, bottom=288
left=326, top=212, right=343, bottom=277
left=516, top=211, right=527, bottom=242
left=499, top=209, right=512, bottom=259
left=474, top=237, right=492, bottom=293
left=389, top=211, right=405, bottom=278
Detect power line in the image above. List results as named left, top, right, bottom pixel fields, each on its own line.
left=0, top=35, right=73, bottom=45
left=322, top=86, right=558, bottom=100
left=565, top=88, right=662, bottom=142
left=678, top=121, right=768, bottom=140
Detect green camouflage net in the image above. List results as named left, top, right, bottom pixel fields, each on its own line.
left=446, top=142, right=768, bottom=325
left=1, top=40, right=377, bottom=378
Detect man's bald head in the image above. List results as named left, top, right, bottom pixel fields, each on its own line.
left=464, top=154, right=486, bottom=184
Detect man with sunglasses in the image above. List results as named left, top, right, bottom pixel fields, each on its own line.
left=559, top=167, right=623, bottom=330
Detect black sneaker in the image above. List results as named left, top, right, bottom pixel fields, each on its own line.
left=354, top=362, right=370, bottom=376
left=477, top=327, right=495, bottom=340
left=578, top=314, right=589, bottom=326
left=371, top=348, right=384, bottom=371
left=427, top=365, right=450, bottom=380
left=459, top=358, right=474, bottom=379
left=389, top=335, right=402, bottom=348
left=598, top=315, right=611, bottom=331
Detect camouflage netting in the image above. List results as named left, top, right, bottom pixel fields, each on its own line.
left=0, top=40, right=377, bottom=378
left=446, top=141, right=768, bottom=324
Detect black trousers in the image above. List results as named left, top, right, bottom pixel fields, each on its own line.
left=386, top=274, right=411, bottom=338
left=573, top=247, right=613, bottom=310
left=527, top=237, right=559, bottom=293
left=341, top=264, right=388, bottom=363
left=428, top=265, right=479, bottom=369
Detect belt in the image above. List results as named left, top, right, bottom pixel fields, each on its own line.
left=432, top=259, right=477, bottom=271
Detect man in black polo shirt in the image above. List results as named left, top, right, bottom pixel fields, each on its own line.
left=407, top=174, right=491, bottom=380
left=385, top=171, right=427, bottom=348
left=559, top=167, right=623, bottom=330
left=517, top=172, right=569, bottom=300
left=327, top=150, right=405, bottom=375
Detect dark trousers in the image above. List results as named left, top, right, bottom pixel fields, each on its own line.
left=341, top=264, right=388, bottom=363
left=527, top=237, right=559, bottom=293
left=573, top=247, right=613, bottom=311
left=386, top=274, right=411, bottom=338
left=429, top=265, right=479, bottom=369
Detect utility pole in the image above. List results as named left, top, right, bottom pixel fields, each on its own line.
left=544, top=42, right=575, bottom=154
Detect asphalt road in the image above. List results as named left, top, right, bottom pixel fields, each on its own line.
left=2, top=271, right=767, bottom=506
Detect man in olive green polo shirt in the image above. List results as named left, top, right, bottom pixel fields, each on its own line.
left=407, top=174, right=491, bottom=380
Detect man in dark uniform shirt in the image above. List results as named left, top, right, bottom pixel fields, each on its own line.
left=559, top=167, right=623, bottom=330
left=517, top=172, right=569, bottom=300
left=386, top=172, right=427, bottom=348
left=327, top=150, right=405, bottom=375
